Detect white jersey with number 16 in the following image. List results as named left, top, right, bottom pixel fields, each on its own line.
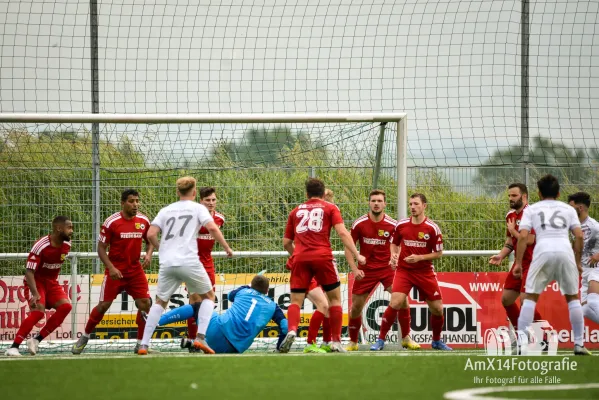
left=519, top=200, right=580, bottom=256
left=151, top=200, right=214, bottom=268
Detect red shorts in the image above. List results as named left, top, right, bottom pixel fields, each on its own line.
left=352, top=267, right=395, bottom=295
left=308, top=278, right=320, bottom=292
left=24, top=278, right=69, bottom=308
left=204, top=264, right=216, bottom=287
left=504, top=262, right=530, bottom=292
left=100, top=269, right=150, bottom=302
left=290, top=259, right=339, bottom=292
left=392, top=267, right=442, bottom=301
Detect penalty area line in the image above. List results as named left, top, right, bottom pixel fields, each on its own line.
left=443, top=383, right=599, bottom=400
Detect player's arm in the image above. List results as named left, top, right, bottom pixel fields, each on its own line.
left=390, top=243, right=400, bottom=267
left=142, top=241, right=155, bottom=269
left=334, top=223, right=366, bottom=265
left=98, top=240, right=122, bottom=280
left=271, top=305, right=289, bottom=351
left=24, top=268, right=40, bottom=307
left=489, top=236, right=514, bottom=265
left=571, top=226, right=584, bottom=272
left=205, top=221, right=233, bottom=257
left=228, top=285, right=249, bottom=302
left=283, top=212, right=295, bottom=256
left=147, top=225, right=161, bottom=250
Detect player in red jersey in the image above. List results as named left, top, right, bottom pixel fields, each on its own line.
left=345, top=189, right=419, bottom=351
left=72, top=189, right=154, bottom=354
left=279, top=178, right=365, bottom=353
left=181, top=186, right=225, bottom=351
left=489, top=183, right=546, bottom=334
left=375, top=193, right=452, bottom=351
left=5, top=216, right=74, bottom=357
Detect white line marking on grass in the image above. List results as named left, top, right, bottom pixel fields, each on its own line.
left=443, top=383, right=599, bottom=400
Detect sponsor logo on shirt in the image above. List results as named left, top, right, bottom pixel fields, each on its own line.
left=417, top=232, right=430, bottom=240
left=403, top=239, right=427, bottom=248
left=120, top=232, right=143, bottom=239
left=198, top=234, right=213, bottom=240
left=135, top=222, right=145, bottom=230
left=363, top=238, right=387, bottom=245
left=42, top=263, right=62, bottom=269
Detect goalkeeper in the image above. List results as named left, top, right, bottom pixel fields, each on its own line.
left=158, top=274, right=288, bottom=353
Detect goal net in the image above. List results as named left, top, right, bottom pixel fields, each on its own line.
left=0, top=113, right=405, bottom=353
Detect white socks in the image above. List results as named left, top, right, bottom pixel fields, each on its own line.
left=583, top=293, right=599, bottom=324
left=517, top=299, right=536, bottom=335
left=196, top=299, right=215, bottom=336
left=568, top=300, right=584, bottom=347
left=141, top=303, right=164, bottom=346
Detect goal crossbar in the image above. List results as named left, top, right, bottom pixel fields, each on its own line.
left=0, top=113, right=407, bottom=124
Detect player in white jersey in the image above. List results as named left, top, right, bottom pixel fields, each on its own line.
left=568, top=192, right=599, bottom=325
left=514, top=174, right=590, bottom=355
left=139, top=176, right=234, bottom=355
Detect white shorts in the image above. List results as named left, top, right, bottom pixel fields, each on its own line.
left=581, top=267, right=599, bottom=303
left=155, top=264, right=213, bottom=302
left=525, top=251, right=579, bottom=295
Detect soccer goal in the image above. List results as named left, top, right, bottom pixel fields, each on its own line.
left=0, top=112, right=422, bottom=353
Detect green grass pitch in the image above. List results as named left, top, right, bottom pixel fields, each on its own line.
left=1, top=351, right=598, bottom=400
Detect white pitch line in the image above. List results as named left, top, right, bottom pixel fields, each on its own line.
left=443, top=383, right=599, bottom=400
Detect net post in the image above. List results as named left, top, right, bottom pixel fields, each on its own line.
left=372, top=122, right=387, bottom=189
left=397, top=117, right=408, bottom=219
left=90, top=0, right=101, bottom=273
left=70, top=255, right=78, bottom=338
left=521, top=0, right=530, bottom=186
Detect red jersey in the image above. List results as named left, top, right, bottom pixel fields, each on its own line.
left=197, top=211, right=225, bottom=267
left=98, top=212, right=150, bottom=272
left=26, top=235, right=71, bottom=281
left=351, top=213, right=397, bottom=269
left=284, top=199, right=344, bottom=262
left=391, top=217, right=443, bottom=270
left=506, top=205, right=535, bottom=267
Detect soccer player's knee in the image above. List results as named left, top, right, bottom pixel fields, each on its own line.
left=96, top=302, right=111, bottom=314
left=192, top=301, right=202, bottom=315
left=136, top=298, right=151, bottom=311
left=60, top=302, right=73, bottom=313
left=429, top=303, right=443, bottom=316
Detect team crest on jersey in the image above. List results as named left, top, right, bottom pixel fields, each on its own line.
left=418, top=232, right=425, bottom=239
left=378, top=229, right=385, bottom=237
left=135, top=222, right=145, bottom=230
left=424, top=234, right=430, bottom=240
left=61, top=254, right=66, bottom=261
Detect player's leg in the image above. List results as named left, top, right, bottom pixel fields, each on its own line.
left=372, top=269, right=410, bottom=351
left=27, top=281, right=72, bottom=355
left=557, top=255, right=590, bottom=355
left=280, top=260, right=311, bottom=353
left=5, top=282, right=47, bottom=356
left=386, top=286, right=419, bottom=350
left=138, top=267, right=181, bottom=355
left=304, top=283, right=329, bottom=354
left=187, top=266, right=215, bottom=340
left=204, top=313, right=238, bottom=354
left=583, top=271, right=599, bottom=324
left=125, top=271, right=153, bottom=353
left=503, top=263, right=523, bottom=329
left=73, top=274, right=121, bottom=354
left=415, top=270, right=451, bottom=351
left=184, top=265, right=217, bottom=354
left=316, top=259, right=344, bottom=352
left=347, top=292, right=368, bottom=350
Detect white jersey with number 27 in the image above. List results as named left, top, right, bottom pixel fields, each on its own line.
left=151, top=200, right=214, bottom=268
left=519, top=200, right=580, bottom=256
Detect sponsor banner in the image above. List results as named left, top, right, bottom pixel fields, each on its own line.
left=0, top=275, right=89, bottom=341
left=3, top=272, right=598, bottom=349
left=355, top=272, right=599, bottom=349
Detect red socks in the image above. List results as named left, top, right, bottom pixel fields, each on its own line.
left=431, top=314, right=444, bottom=341
left=307, top=310, right=325, bottom=344
left=287, top=304, right=301, bottom=333
left=13, top=310, right=45, bottom=346
left=39, top=303, right=72, bottom=340
left=187, top=317, right=198, bottom=338
left=85, top=306, right=105, bottom=335
left=135, top=310, right=147, bottom=341
left=398, top=308, right=411, bottom=338
left=322, top=317, right=332, bottom=343
left=378, top=306, right=399, bottom=340
left=348, top=317, right=362, bottom=343
left=504, top=303, right=520, bottom=329
left=328, top=305, right=343, bottom=342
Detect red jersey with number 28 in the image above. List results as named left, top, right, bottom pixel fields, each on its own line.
left=391, top=217, right=443, bottom=270
left=284, top=199, right=344, bottom=262
left=197, top=211, right=225, bottom=267
left=26, top=235, right=71, bottom=281
left=98, top=212, right=150, bottom=272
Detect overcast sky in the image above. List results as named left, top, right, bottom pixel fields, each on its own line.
left=1, top=0, right=597, bottom=175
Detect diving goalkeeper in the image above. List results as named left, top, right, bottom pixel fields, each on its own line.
left=159, top=274, right=288, bottom=353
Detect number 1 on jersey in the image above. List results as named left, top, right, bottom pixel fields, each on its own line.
left=244, top=298, right=258, bottom=321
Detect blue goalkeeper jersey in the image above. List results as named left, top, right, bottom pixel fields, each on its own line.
left=221, top=286, right=283, bottom=353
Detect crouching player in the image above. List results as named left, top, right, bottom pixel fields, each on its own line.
left=165, top=275, right=288, bottom=353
